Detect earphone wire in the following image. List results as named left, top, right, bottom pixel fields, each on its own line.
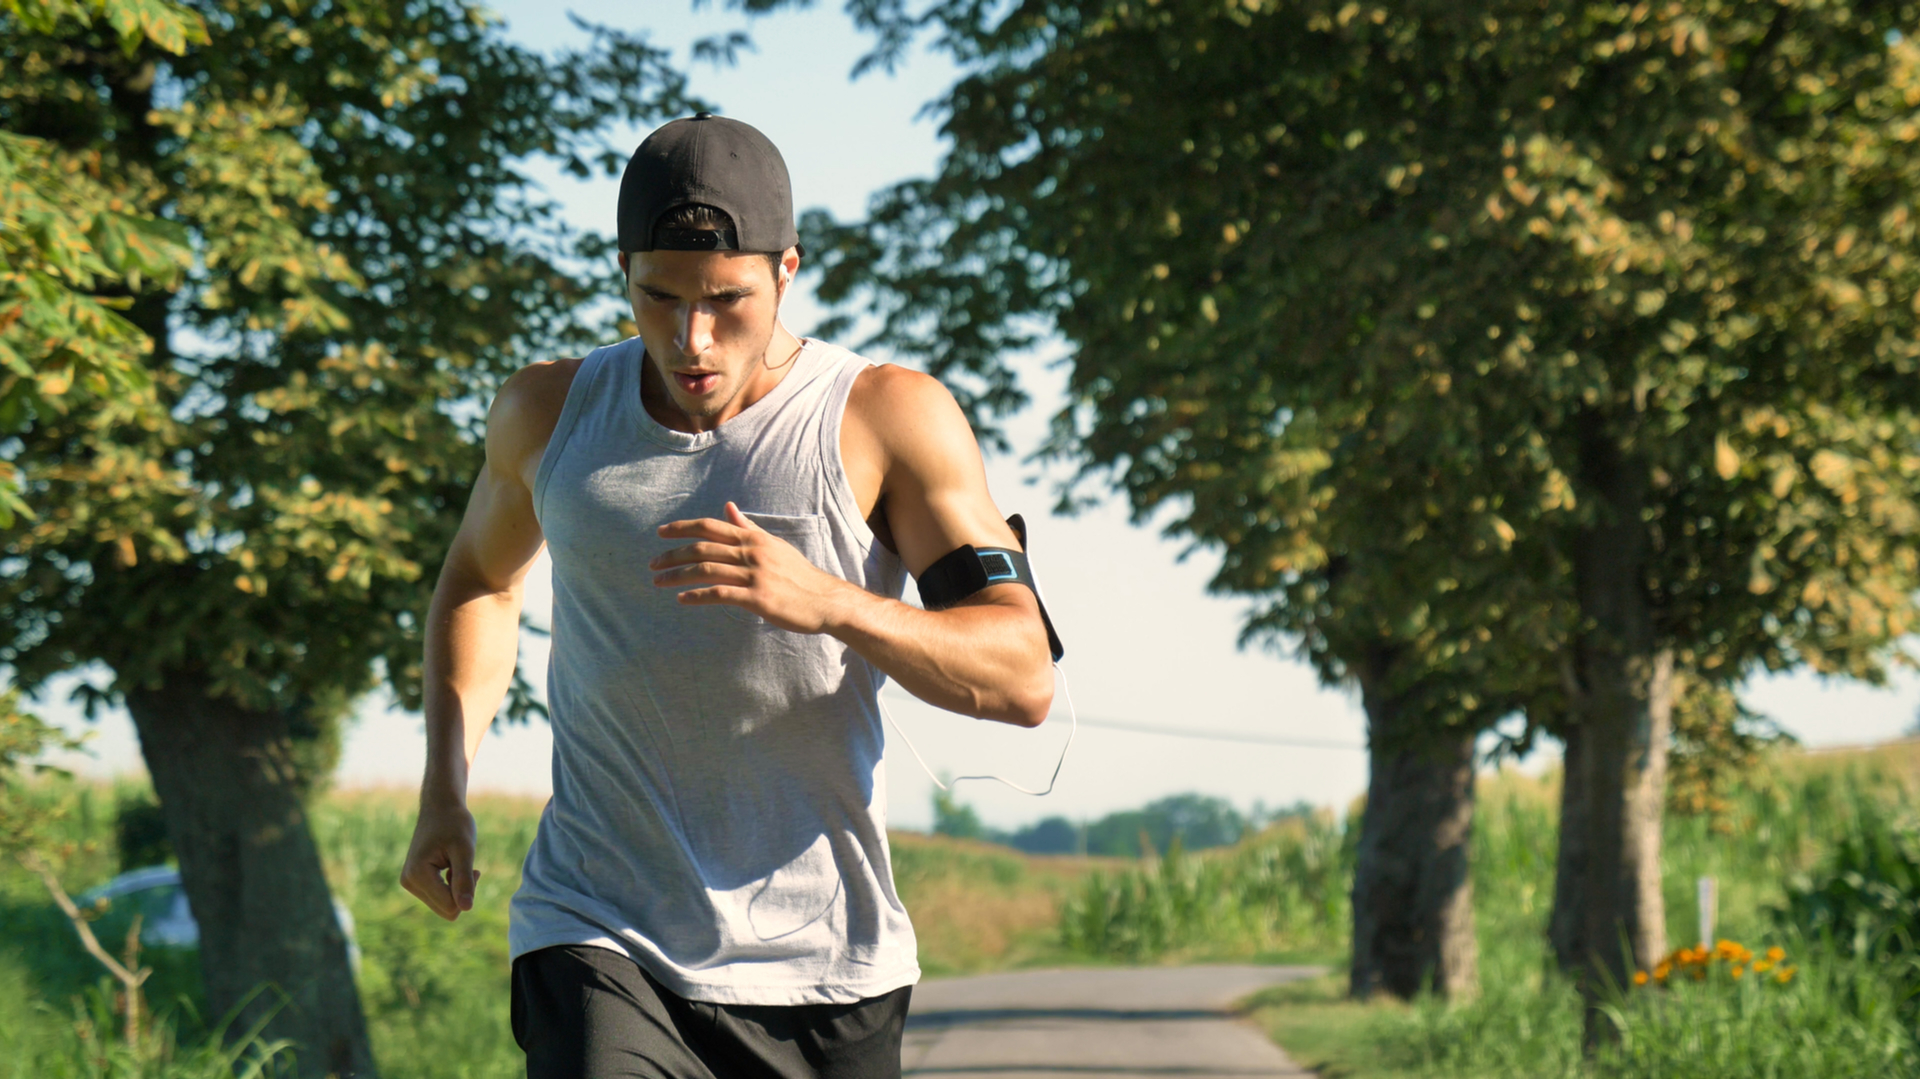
left=878, top=661, right=1078, bottom=796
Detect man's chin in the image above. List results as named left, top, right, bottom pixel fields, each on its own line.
left=665, top=383, right=731, bottom=419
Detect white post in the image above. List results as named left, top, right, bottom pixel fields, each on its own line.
left=1697, top=875, right=1717, bottom=947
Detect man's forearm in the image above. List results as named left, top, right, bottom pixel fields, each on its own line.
left=420, top=576, right=525, bottom=802
left=824, top=585, right=1053, bottom=727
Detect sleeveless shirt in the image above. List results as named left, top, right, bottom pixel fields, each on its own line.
left=508, top=336, right=920, bottom=1005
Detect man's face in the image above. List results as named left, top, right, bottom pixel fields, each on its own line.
left=620, top=248, right=795, bottom=424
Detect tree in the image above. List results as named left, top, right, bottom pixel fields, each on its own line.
left=1, top=2, right=696, bottom=1070
left=0, top=0, right=202, bottom=525
left=932, top=784, right=989, bottom=839
left=798, top=0, right=1920, bottom=1033
left=1235, top=450, right=1567, bottom=1000
left=1005, top=814, right=1078, bottom=854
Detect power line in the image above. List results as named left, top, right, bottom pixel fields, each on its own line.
left=1075, top=716, right=1365, bottom=751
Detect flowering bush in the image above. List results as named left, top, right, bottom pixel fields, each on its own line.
left=1636, top=940, right=1796, bottom=987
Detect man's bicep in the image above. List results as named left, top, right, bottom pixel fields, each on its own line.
left=444, top=464, right=546, bottom=595
left=440, top=358, right=570, bottom=594
left=877, top=376, right=1025, bottom=576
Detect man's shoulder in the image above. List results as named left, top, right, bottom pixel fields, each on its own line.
left=846, top=361, right=959, bottom=425
left=498, top=355, right=588, bottom=415
left=486, top=355, right=589, bottom=486
left=844, top=361, right=978, bottom=473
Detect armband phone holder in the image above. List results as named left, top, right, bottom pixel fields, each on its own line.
left=889, top=512, right=1076, bottom=797
left=914, top=514, right=1063, bottom=661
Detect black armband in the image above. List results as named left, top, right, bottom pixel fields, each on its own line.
left=915, top=514, right=1064, bottom=662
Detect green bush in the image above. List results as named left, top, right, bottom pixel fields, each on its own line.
left=1778, top=796, right=1920, bottom=963
left=1098, top=751, right=1920, bottom=1078
left=111, top=793, right=172, bottom=874
left=1373, top=941, right=1919, bottom=1079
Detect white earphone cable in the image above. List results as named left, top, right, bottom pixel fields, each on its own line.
left=878, top=661, right=1078, bottom=796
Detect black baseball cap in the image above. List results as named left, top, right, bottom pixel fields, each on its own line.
left=618, top=113, right=800, bottom=254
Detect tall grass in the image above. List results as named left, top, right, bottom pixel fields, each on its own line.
left=1239, top=746, right=1920, bottom=1078
left=1365, top=935, right=1919, bottom=1078
left=887, top=831, right=1104, bottom=976
left=1059, top=812, right=1350, bottom=961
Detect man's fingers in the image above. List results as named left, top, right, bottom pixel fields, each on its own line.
left=402, top=857, right=458, bottom=920
left=656, top=517, right=744, bottom=542
left=653, top=562, right=750, bottom=588
left=675, top=585, right=752, bottom=608
left=725, top=502, right=761, bottom=530
left=649, top=540, right=744, bottom=571
left=449, top=845, right=476, bottom=912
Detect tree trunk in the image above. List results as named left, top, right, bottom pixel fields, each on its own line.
left=1547, top=719, right=1591, bottom=972
left=1349, top=646, right=1479, bottom=1001
left=125, top=676, right=375, bottom=1077
left=1568, top=414, right=1674, bottom=1046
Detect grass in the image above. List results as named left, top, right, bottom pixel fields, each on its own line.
left=1232, top=743, right=1920, bottom=1079
left=1059, top=811, right=1351, bottom=964
left=886, top=830, right=1112, bottom=976
left=0, top=783, right=1105, bottom=1077
left=5, top=742, right=1916, bottom=1077
left=1241, top=973, right=1402, bottom=1077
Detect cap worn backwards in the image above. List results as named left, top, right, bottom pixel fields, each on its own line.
left=618, top=113, right=800, bottom=254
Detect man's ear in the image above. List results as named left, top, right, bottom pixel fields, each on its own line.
left=779, top=246, right=800, bottom=288
left=617, top=250, right=631, bottom=283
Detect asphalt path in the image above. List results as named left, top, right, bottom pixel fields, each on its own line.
left=902, top=964, right=1321, bottom=1079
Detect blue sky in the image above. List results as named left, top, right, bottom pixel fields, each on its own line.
left=34, top=1, right=1920, bottom=832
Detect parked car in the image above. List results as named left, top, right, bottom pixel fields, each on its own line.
left=77, top=866, right=360, bottom=971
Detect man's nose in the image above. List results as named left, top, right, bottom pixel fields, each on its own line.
left=676, top=302, right=716, bottom=356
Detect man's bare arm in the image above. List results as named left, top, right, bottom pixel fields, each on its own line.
left=399, top=360, right=571, bottom=919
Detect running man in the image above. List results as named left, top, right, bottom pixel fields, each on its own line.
left=399, top=114, right=1057, bottom=1078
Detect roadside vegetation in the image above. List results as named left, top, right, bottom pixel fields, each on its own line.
left=6, top=740, right=1914, bottom=1077
left=0, top=781, right=1108, bottom=1076
left=1243, top=744, right=1920, bottom=1078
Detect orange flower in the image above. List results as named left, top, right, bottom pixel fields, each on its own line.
left=1731, top=965, right=1745, bottom=979
left=1634, top=971, right=1649, bottom=986
left=1766, top=946, right=1786, bottom=963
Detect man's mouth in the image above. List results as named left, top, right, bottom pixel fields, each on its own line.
left=673, top=371, right=720, bottom=395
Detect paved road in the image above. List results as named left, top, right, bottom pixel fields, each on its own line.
left=903, top=964, right=1320, bottom=1079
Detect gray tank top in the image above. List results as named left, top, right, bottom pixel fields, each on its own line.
left=509, top=336, right=919, bottom=1005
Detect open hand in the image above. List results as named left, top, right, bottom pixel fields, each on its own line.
left=651, top=502, right=848, bottom=633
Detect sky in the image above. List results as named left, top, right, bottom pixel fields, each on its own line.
left=32, top=1, right=1920, bottom=833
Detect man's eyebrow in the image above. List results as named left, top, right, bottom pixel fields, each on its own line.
left=634, top=282, right=758, bottom=300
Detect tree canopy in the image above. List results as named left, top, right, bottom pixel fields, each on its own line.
left=2, top=0, right=694, bottom=720
left=802, top=0, right=1920, bottom=1010
left=0, top=0, right=206, bottom=525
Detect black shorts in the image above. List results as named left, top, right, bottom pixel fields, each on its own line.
left=510, top=944, right=913, bottom=1079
